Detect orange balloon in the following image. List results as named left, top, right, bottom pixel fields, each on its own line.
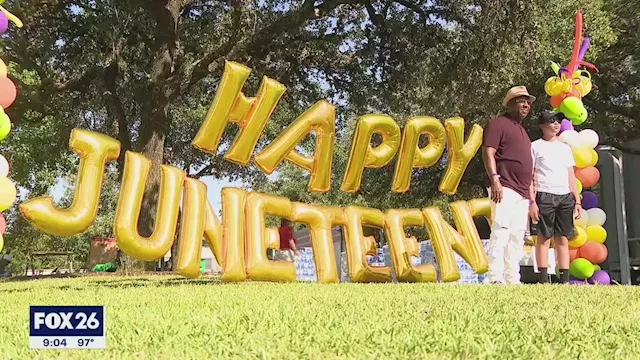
left=577, top=241, right=608, bottom=264
left=0, top=77, right=17, bottom=109
left=569, top=248, right=579, bottom=262
left=550, top=94, right=568, bottom=108
left=575, top=166, right=600, bottom=188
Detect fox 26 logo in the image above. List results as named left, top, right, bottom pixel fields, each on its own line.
left=30, top=306, right=105, bottom=337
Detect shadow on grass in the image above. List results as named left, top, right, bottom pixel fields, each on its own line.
left=0, top=274, right=235, bottom=293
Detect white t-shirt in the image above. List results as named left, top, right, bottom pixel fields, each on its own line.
left=531, top=138, right=575, bottom=195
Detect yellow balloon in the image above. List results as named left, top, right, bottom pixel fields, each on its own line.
left=588, top=149, right=599, bottom=167
left=384, top=209, right=436, bottom=282
left=569, top=226, right=587, bottom=249
left=343, top=206, right=393, bottom=282
left=0, top=176, right=16, bottom=211
left=421, top=206, right=460, bottom=282
left=114, top=152, right=185, bottom=261
left=255, top=100, right=336, bottom=192
left=573, top=147, right=593, bottom=168
left=586, top=225, right=607, bottom=244
left=203, top=188, right=248, bottom=282
left=577, top=179, right=583, bottom=194
left=0, top=7, right=24, bottom=28
left=561, top=78, right=573, bottom=93
left=0, top=59, right=6, bottom=77
left=19, top=129, right=121, bottom=236
left=448, top=200, right=490, bottom=274
left=292, top=203, right=340, bottom=283
left=392, top=117, right=446, bottom=192
left=544, top=77, right=565, bottom=97
left=341, top=115, right=401, bottom=192
left=575, top=74, right=592, bottom=97
left=175, top=178, right=208, bottom=278
left=439, top=117, right=483, bottom=195
left=244, top=192, right=296, bottom=282
left=191, top=61, right=286, bottom=165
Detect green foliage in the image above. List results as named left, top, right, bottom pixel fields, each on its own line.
left=2, top=168, right=120, bottom=274
left=2, top=275, right=640, bottom=358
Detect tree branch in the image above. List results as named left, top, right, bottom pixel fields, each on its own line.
left=394, top=0, right=473, bottom=28
left=103, top=40, right=132, bottom=159
left=183, top=0, right=243, bottom=91
left=193, top=162, right=216, bottom=178
left=53, top=65, right=102, bottom=92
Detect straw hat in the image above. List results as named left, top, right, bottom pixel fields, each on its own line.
left=503, top=86, right=536, bottom=107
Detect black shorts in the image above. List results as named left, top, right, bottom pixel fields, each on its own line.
left=536, top=192, right=575, bottom=239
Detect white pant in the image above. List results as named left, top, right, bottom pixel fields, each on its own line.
left=275, top=249, right=296, bottom=262
left=487, top=187, right=529, bottom=284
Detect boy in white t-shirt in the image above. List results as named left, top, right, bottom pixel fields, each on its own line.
left=529, top=111, right=582, bottom=284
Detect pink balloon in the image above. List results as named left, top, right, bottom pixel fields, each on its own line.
left=0, top=77, right=17, bottom=109
left=0, top=213, right=6, bottom=234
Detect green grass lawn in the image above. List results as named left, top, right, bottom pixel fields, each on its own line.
left=1, top=275, right=640, bottom=359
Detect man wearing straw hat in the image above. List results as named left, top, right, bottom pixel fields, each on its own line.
left=482, top=86, right=536, bottom=284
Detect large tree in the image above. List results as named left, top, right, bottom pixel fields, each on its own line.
left=1, top=0, right=471, bottom=267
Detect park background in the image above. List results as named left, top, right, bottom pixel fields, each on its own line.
left=0, top=0, right=638, bottom=273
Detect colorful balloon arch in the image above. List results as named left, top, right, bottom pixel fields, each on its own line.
left=0, top=3, right=22, bottom=252
left=545, top=9, right=610, bottom=285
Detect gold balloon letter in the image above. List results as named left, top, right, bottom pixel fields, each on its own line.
left=175, top=178, right=207, bottom=278
left=342, top=115, right=401, bottom=192
left=384, top=209, right=437, bottom=282
left=392, top=117, right=446, bottom=192
left=204, top=188, right=248, bottom=282
left=114, top=152, right=185, bottom=261
left=292, top=203, right=340, bottom=283
left=422, top=200, right=490, bottom=282
left=439, top=118, right=483, bottom=195
left=191, top=61, right=286, bottom=165
left=448, top=200, right=489, bottom=273
left=255, top=100, right=336, bottom=192
left=20, top=129, right=120, bottom=237
left=245, top=192, right=296, bottom=282
left=343, top=206, right=392, bottom=282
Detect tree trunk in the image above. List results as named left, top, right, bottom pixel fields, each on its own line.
left=135, top=0, right=182, bottom=271
left=138, top=97, right=170, bottom=271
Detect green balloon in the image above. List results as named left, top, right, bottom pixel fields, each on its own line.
left=551, top=61, right=561, bottom=75
left=570, top=258, right=595, bottom=280
left=593, top=264, right=601, bottom=271
left=0, top=114, right=11, bottom=141
left=559, top=97, right=588, bottom=125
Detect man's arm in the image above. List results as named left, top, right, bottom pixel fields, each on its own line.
left=482, top=147, right=498, bottom=178
left=529, top=169, right=536, bottom=202
left=568, top=167, right=581, bottom=204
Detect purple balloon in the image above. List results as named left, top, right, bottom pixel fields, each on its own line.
left=582, top=191, right=599, bottom=210
left=559, top=119, right=574, bottom=134
left=569, top=278, right=588, bottom=285
left=589, top=270, right=611, bottom=285
left=0, top=12, right=7, bottom=34
left=578, top=36, right=591, bottom=63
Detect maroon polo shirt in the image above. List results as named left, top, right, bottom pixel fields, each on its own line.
left=482, top=114, right=533, bottom=200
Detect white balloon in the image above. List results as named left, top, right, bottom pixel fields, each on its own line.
left=575, top=207, right=589, bottom=228
left=558, top=130, right=582, bottom=147
left=579, top=129, right=599, bottom=149
left=586, top=208, right=606, bottom=227
left=0, top=155, right=8, bottom=177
